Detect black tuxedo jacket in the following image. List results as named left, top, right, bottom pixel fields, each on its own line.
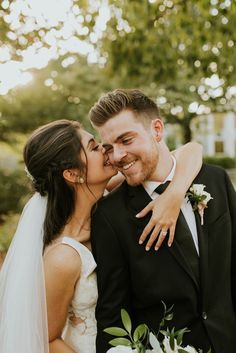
left=91, top=164, right=236, bottom=353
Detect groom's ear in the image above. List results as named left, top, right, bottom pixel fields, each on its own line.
left=151, top=118, right=164, bottom=142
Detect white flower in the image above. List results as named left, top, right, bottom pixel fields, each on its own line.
left=106, top=346, right=136, bottom=353
left=190, top=183, right=205, bottom=195
left=162, top=336, right=179, bottom=353
left=183, top=345, right=198, bottom=353
left=149, top=332, right=164, bottom=353
left=187, top=183, right=213, bottom=225
left=201, top=191, right=212, bottom=204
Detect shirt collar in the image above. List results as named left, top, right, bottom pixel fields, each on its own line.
left=142, top=156, right=176, bottom=197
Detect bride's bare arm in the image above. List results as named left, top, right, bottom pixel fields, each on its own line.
left=44, top=245, right=81, bottom=353
left=138, top=142, right=203, bottom=251
left=106, top=172, right=125, bottom=192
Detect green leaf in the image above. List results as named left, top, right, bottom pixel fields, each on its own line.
left=109, top=337, right=131, bottom=347
left=133, top=324, right=148, bottom=342
left=160, top=328, right=171, bottom=337
left=104, top=327, right=128, bottom=337
left=175, top=328, right=189, bottom=345
left=165, top=313, right=174, bottom=321
left=121, top=309, right=132, bottom=334
left=161, top=300, right=167, bottom=313
left=178, top=349, right=190, bottom=353
left=170, top=333, right=175, bottom=350
left=166, top=304, right=174, bottom=314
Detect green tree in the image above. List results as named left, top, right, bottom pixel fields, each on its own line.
left=1, top=0, right=236, bottom=142
left=0, top=0, right=98, bottom=62
left=100, top=0, right=236, bottom=142
left=0, top=55, right=111, bottom=139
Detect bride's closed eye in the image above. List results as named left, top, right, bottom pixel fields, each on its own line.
left=92, top=145, right=100, bottom=151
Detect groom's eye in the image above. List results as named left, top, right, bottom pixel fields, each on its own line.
left=122, top=138, right=132, bottom=145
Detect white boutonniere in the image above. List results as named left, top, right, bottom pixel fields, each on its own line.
left=187, top=184, right=213, bottom=225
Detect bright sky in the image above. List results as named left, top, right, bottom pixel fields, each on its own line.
left=0, top=0, right=111, bottom=95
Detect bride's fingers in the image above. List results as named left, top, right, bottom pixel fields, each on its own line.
left=136, top=201, right=155, bottom=218
left=154, top=224, right=176, bottom=250
left=139, top=220, right=157, bottom=245
left=153, top=229, right=169, bottom=251
left=144, top=225, right=162, bottom=251
left=167, top=224, right=176, bottom=247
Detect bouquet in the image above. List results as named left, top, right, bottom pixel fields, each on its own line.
left=105, top=303, right=211, bottom=353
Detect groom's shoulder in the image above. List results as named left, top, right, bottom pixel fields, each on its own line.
left=99, top=180, right=129, bottom=207
left=198, top=162, right=227, bottom=179
left=196, top=163, right=232, bottom=191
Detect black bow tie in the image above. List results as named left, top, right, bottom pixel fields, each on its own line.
left=155, top=181, right=171, bottom=195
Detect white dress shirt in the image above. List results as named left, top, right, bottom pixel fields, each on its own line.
left=142, top=157, right=199, bottom=255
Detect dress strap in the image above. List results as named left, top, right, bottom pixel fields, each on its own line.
left=61, top=237, right=96, bottom=277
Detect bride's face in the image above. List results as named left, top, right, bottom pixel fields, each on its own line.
left=79, top=129, right=117, bottom=186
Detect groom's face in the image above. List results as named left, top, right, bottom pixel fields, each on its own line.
left=97, top=109, right=161, bottom=186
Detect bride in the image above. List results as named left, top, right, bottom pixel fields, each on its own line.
left=0, top=119, right=202, bottom=353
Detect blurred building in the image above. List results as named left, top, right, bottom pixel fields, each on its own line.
left=165, top=112, right=236, bottom=157
left=191, top=112, right=236, bottom=157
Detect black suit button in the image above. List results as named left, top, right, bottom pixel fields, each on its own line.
left=202, top=311, right=207, bottom=320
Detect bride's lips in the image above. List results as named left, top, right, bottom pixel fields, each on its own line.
left=104, top=158, right=112, bottom=166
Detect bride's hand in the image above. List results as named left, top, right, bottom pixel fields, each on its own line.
left=136, top=189, right=183, bottom=251
left=137, top=141, right=202, bottom=251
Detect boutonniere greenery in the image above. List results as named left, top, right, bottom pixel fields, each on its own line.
left=186, top=184, right=213, bottom=225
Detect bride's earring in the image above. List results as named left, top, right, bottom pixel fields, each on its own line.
left=78, top=176, right=85, bottom=184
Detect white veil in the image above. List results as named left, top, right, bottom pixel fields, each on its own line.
left=0, top=193, right=49, bottom=353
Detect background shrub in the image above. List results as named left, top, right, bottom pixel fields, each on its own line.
left=0, top=168, right=30, bottom=217
left=203, top=156, right=236, bottom=169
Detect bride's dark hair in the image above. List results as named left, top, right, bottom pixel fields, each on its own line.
left=24, top=119, right=86, bottom=249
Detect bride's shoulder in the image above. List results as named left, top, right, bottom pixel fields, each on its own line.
left=43, top=241, right=81, bottom=280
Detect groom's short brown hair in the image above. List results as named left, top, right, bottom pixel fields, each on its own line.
left=89, top=89, right=161, bottom=127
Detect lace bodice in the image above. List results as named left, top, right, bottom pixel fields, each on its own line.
left=61, top=237, right=97, bottom=353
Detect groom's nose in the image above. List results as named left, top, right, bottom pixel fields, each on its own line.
left=112, top=145, right=127, bottom=164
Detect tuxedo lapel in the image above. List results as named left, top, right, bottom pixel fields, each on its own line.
left=128, top=184, right=152, bottom=213
left=170, top=212, right=200, bottom=290
left=195, top=210, right=209, bottom=306
left=127, top=184, right=200, bottom=290
left=168, top=242, right=199, bottom=290
left=127, top=184, right=153, bottom=230
left=190, top=171, right=210, bottom=300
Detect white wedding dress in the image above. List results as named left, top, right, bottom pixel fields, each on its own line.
left=61, top=236, right=97, bottom=353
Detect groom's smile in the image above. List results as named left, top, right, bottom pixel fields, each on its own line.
left=98, top=109, right=161, bottom=186
left=122, top=160, right=136, bottom=170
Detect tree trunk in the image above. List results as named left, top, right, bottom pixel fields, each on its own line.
left=182, top=120, right=192, bottom=143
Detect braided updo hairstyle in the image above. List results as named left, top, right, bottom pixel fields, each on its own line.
left=24, top=119, right=86, bottom=249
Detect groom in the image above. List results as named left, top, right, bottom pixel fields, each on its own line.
left=89, top=89, right=236, bottom=353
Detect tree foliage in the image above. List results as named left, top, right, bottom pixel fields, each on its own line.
left=0, top=55, right=111, bottom=139
left=100, top=0, right=236, bottom=141
left=103, top=0, right=236, bottom=83
left=1, top=0, right=236, bottom=142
